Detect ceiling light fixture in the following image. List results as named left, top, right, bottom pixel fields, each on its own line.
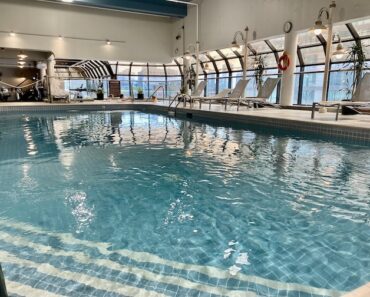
left=17, top=52, right=28, bottom=59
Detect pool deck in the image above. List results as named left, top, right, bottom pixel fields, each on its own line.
left=1, top=100, right=370, bottom=143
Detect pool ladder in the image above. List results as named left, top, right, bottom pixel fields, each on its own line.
left=168, top=94, right=191, bottom=117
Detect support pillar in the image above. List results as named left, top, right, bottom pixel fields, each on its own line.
left=47, top=55, right=56, bottom=102
left=280, top=31, right=298, bottom=106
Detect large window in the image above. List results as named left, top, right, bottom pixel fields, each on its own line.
left=103, top=18, right=370, bottom=104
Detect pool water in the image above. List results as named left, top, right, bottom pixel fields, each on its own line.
left=0, top=110, right=369, bottom=297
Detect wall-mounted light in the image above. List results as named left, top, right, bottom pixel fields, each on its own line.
left=9, top=31, right=16, bottom=37
left=18, top=65, right=24, bottom=69
left=18, top=61, right=26, bottom=65
left=61, top=0, right=74, bottom=3
left=332, top=34, right=346, bottom=59
left=58, top=35, right=63, bottom=40
left=106, top=40, right=111, bottom=45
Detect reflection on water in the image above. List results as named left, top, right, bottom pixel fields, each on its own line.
left=0, top=110, right=369, bottom=291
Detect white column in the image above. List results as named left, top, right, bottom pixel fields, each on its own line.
left=280, top=31, right=298, bottom=106
left=183, top=57, right=190, bottom=94
left=47, top=55, right=56, bottom=102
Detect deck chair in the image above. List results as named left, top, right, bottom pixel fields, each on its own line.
left=192, top=81, right=207, bottom=97
left=312, top=73, right=370, bottom=120
left=192, top=88, right=233, bottom=109
left=238, top=77, right=281, bottom=110
left=192, top=79, right=249, bottom=110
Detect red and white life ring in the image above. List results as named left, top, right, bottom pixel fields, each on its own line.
left=278, top=52, right=290, bottom=71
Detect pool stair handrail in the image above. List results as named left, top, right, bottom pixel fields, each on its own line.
left=149, top=85, right=165, bottom=102
left=168, top=93, right=191, bottom=116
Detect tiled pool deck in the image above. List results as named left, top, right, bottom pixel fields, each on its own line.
left=1, top=100, right=370, bottom=144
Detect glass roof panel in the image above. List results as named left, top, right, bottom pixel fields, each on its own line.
left=331, top=24, right=353, bottom=41
left=175, top=57, right=183, bottom=65
left=361, top=39, right=370, bottom=59
left=352, top=18, right=370, bottom=37
left=228, top=58, right=243, bottom=71
left=220, top=48, right=237, bottom=58
left=261, top=53, right=278, bottom=68
left=208, top=51, right=222, bottom=60
left=166, top=66, right=181, bottom=76
left=249, top=41, right=271, bottom=53
left=131, top=65, right=147, bottom=75
left=198, top=54, right=209, bottom=62
left=148, top=66, right=165, bottom=76
left=298, top=31, right=321, bottom=47
left=269, top=37, right=285, bottom=51
left=301, top=46, right=326, bottom=64
left=117, top=65, right=130, bottom=75
left=215, top=60, right=228, bottom=72
left=204, top=62, right=216, bottom=74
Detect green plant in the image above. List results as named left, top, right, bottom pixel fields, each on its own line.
left=343, top=42, right=368, bottom=98
left=137, top=87, right=143, bottom=95
left=253, top=55, right=266, bottom=92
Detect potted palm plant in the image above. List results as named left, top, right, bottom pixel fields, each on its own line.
left=253, top=55, right=266, bottom=92
left=137, top=88, right=144, bottom=100
left=96, top=87, right=104, bottom=100
left=343, top=42, right=368, bottom=98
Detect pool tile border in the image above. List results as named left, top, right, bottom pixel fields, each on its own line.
left=0, top=103, right=369, bottom=144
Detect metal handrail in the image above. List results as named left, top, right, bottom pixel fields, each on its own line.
left=149, top=85, right=165, bottom=102
left=168, top=93, right=191, bottom=116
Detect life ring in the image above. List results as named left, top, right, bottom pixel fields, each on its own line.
left=278, top=52, right=290, bottom=71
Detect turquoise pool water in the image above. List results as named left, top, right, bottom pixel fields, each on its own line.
left=0, top=110, right=369, bottom=297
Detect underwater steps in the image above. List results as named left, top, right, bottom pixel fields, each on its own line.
left=0, top=218, right=343, bottom=297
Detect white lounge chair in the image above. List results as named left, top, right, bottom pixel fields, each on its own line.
left=192, top=81, right=207, bottom=97
left=237, top=77, right=281, bottom=110
left=200, top=79, right=249, bottom=110
left=311, top=73, right=370, bottom=120
left=191, top=88, right=233, bottom=109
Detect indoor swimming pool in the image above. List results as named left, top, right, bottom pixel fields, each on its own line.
left=0, top=110, right=369, bottom=297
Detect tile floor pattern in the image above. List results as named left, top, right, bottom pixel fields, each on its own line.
left=0, top=218, right=344, bottom=297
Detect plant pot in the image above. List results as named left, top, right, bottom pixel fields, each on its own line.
left=97, top=93, right=104, bottom=100
left=137, top=93, right=144, bottom=100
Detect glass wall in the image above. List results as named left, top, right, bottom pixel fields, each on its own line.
left=101, top=18, right=370, bottom=104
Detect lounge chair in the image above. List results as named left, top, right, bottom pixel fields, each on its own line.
left=192, top=81, right=207, bottom=97
left=191, top=88, right=233, bottom=109
left=237, top=77, right=281, bottom=111
left=181, top=81, right=207, bottom=107
left=193, top=79, right=249, bottom=110
left=311, top=73, right=370, bottom=120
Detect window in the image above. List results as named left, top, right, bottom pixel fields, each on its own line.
left=206, top=74, right=217, bottom=96
left=301, top=66, right=325, bottom=105
left=117, top=76, right=130, bottom=97
left=219, top=73, right=229, bottom=91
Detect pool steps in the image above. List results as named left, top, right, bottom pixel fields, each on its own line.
left=0, top=218, right=345, bottom=297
